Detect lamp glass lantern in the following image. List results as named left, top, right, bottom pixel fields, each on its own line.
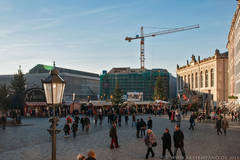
left=42, top=68, right=65, bottom=105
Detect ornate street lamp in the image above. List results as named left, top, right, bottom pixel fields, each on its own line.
left=41, top=62, right=65, bottom=160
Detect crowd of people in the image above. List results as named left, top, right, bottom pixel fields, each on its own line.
left=0, top=104, right=236, bottom=160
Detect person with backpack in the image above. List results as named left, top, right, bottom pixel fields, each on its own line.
left=144, top=129, right=156, bottom=159
left=161, top=128, right=173, bottom=159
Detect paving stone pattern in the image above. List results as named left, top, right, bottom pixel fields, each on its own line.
left=0, top=115, right=240, bottom=160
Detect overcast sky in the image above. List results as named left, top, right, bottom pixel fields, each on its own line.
left=0, top=0, right=237, bottom=76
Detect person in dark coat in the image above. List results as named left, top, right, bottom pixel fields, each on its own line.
left=63, top=123, right=70, bottom=136
left=71, top=121, right=78, bottom=138
left=74, top=115, right=80, bottom=124
left=80, top=116, right=85, bottom=132
left=189, top=113, right=195, bottom=130
left=1, top=114, right=6, bottom=130
left=161, top=128, right=173, bottom=159
left=85, top=116, right=90, bottom=133
left=216, top=116, right=222, bottom=135
left=147, top=117, right=152, bottom=129
left=125, top=114, right=129, bottom=125
left=173, top=126, right=186, bottom=160
left=140, top=118, right=147, bottom=138
left=118, top=114, right=122, bottom=127
left=136, top=119, right=141, bottom=138
left=109, top=122, right=119, bottom=149
left=132, top=113, right=136, bottom=127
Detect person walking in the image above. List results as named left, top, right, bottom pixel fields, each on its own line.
left=94, top=114, right=98, bottom=126
left=99, top=114, right=103, bottom=126
left=161, top=128, right=173, bottom=159
left=173, top=126, right=186, bottom=160
left=109, top=122, right=119, bottom=149
left=144, top=129, right=156, bottom=159
left=118, top=114, right=122, bottom=127
left=222, top=117, right=229, bottom=136
left=85, top=116, right=90, bottom=133
left=132, top=113, right=136, bottom=127
left=140, top=118, right=147, bottom=138
left=189, top=113, right=195, bottom=130
left=176, top=113, right=182, bottom=127
left=216, top=116, right=222, bottom=135
left=136, top=119, right=141, bottom=138
left=2, top=113, right=6, bottom=130
left=86, top=150, right=96, bottom=160
left=147, top=117, right=152, bottom=129
left=171, top=111, right=175, bottom=122
left=125, top=114, right=129, bottom=125
left=80, top=116, right=85, bottom=132
left=71, top=121, right=78, bottom=138
left=63, top=123, right=71, bottom=137
left=74, top=114, right=80, bottom=124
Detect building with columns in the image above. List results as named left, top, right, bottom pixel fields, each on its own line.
left=227, top=1, right=240, bottom=103
left=176, top=49, right=228, bottom=106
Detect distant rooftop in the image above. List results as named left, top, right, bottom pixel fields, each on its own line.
left=107, top=67, right=168, bottom=74
left=177, top=49, right=228, bottom=70
left=29, top=64, right=99, bottom=78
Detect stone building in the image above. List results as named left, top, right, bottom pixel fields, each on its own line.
left=227, top=1, right=240, bottom=103
left=176, top=49, right=228, bottom=106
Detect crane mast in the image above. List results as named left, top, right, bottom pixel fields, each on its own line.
left=125, top=24, right=200, bottom=70
left=140, top=26, right=144, bottom=70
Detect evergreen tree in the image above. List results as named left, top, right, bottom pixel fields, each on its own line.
left=11, top=67, right=26, bottom=95
left=10, top=67, right=26, bottom=111
left=0, top=84, right=10, bottom=111
left=111, top=82, right=124, bottom=107
left=153, top=76, right=168, bottom=101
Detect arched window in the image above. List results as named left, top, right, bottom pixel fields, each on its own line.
left=200, top=71, right=203, bottom=88
left=195, top=72, right=198, bottom=88
left=191, top=73, right=194, bottom=89
left=205, top=70, right=208, bottom=87
left=211, top=69, right=214, bottom=87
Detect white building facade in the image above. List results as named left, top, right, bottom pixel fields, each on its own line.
left=227, top=2, right=240, bottom=103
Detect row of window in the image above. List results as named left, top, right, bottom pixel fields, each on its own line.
left=177, top=69, right=214, bottom=90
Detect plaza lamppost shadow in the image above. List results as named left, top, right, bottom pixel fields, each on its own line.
left=41, top=62, right=65, bottom=160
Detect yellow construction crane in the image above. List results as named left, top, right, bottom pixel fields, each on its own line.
left=125, top=24, right=200, bottom=70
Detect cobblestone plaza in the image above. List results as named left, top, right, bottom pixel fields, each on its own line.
left=0, top=115, right=240, bottom=160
